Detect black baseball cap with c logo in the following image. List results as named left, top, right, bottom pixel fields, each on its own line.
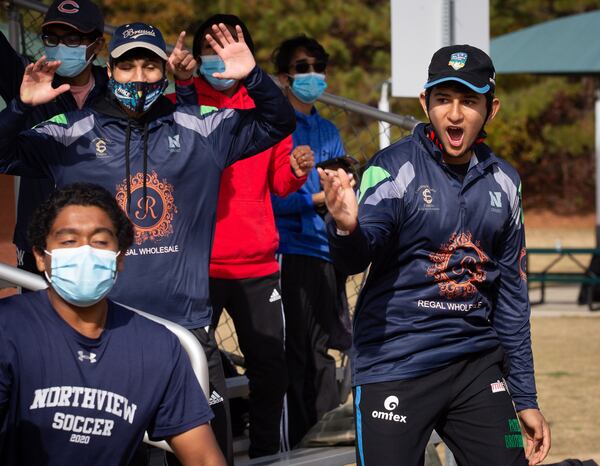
left=42, top=0, right=104, bottom=36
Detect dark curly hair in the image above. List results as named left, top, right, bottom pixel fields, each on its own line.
left=271, top=35, right=329, bottom=75
left=27, top=183, right=134, bottom=253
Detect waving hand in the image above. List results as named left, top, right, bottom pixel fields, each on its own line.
left=205, top=23, right=256, bottom=80
left=20, top=56, right=70, bottom=106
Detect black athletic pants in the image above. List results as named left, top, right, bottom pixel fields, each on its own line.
left=354, top=346, right=528, bottom=466
left=210, top=272, right=287, bottom=458
left=279, top=254, right=341, bottom=448
left=156, top=327, right=233, bottom=466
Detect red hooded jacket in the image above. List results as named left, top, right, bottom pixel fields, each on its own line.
left=169, top=77, right=305, bottom=279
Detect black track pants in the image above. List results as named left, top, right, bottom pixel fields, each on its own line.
left=210, top=273, right=287, bottom=458
left=279, top=254, right=341, bottom=448
left=354, top=347, right=528, bottom=466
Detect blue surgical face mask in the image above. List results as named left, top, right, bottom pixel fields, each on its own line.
left=108, top=77, right=168, bottom=113
left=44, top=43, right=95, bottom=78
left=45, top=245, right=119, bottom=307
left=289, top=72, right=328, bottom=104
left=199, top=55, right=236, bottom=91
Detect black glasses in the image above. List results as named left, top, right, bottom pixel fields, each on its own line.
left=41, top=33, right=95, bottom=48
left=289, top=61, right=327, bottom=74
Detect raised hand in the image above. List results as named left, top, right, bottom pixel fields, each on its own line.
left=290, top=145, right=315, bottom=178
left=205, top=23, right=256, bottom=81
left=20, top=56, right=70, bottom=106
left=167, top=31, right=197, bottom=81
left=318, top=167, right=358, bottom=233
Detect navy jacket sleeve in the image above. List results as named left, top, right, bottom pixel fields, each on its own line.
left=0, top=31, right=26, bottom=103
left=174, top=80, right=198, bottom=106
left=193, top=66, right=295, bottom=169
left=328, top=161, right=403, bottom=275
left=0, top=97, right=64, bottom=179
left=492, top=179, right=538, bottom=411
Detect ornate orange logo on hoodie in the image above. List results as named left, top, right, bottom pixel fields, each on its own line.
left=427, top=232, right=488, bottom=299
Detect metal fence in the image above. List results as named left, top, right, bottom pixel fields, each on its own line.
left=4, top=0, right=420, bottom=372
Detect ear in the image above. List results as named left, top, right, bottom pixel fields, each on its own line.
left=486, top=97, right=501, bottom=123
left=106, top=64, right=112, bottom=79
left=91, top=37, right=105, bottom=56
left=277, top=73, right=290, bottom=88
left=33, top=247, right=48, bottom=275
left=116, top=251, right=125, bottom=273
left=419, top=91, right=429, bottom=119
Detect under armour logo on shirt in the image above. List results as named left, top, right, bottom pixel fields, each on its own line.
left=77, top=350, right=97, bottom=364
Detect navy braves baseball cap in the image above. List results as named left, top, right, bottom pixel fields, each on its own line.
left=109, top=23, right=168, bottom=61
left=42, top=0, right=104, bottom=35
left=424, top=44, right=496, bottom=94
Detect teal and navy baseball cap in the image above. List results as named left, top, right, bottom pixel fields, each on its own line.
left=109, top=22, right=168, bottom=61
left=424, top=44, right=495, bottom=94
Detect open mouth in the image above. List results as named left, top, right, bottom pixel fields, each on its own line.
left=446, top=126, right=464, bottom=148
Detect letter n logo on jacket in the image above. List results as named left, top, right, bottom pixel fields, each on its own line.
left=168, top=135, right=181, bottom=152
left=489, top=191, right=502, bottom=208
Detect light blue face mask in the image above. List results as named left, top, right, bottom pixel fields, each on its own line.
left=44, top=43, right=95, bottom=78
left=45, top=245, right=119, bottom=307
left=290, top=72, right=328, bottom=104
left=199, top=55, right=237, bottom=91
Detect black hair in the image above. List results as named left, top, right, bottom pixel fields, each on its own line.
left=192, top=14, right=255, bottom=60
left=28, top=183, right=134, bottom=253
left=425, top=81, right=494, bottom=117
left=271, top=35, right=329, bottom=75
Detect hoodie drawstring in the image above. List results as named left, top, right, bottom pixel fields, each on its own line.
left=142, top=122, right=149, bottom=207
left=125, top=121, right=132, bottom=213
left=124, top=121, right=150, bottom=214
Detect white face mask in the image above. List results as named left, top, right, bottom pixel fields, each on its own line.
left=45, top=245, right=119, bottom=307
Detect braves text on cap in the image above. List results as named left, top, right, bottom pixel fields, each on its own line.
left=109, top=22, right=168, bottom=61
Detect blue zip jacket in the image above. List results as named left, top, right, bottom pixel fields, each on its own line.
left=272, top=107, right=344, bottom=261
left=0, top=66, right=295, bottom=329
left=328, top=123, right=537, bottom=411
left=0, top=31, right=108, bottom=253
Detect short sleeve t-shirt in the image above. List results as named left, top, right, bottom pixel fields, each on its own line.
left=0, top=291, right=213, bottom=466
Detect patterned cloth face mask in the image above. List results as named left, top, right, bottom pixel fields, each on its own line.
left=45, top=245, right=119, bottom=307
left=108, top=77, right=169, bottom=113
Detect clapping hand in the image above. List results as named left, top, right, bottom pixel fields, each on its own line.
left=205, top=23, right=256, bottom=81
left=290, top=145, right=315, bottom=177
left=20, top=56, right=70, bottom=106
left=318, top=168, right=358, bottom=233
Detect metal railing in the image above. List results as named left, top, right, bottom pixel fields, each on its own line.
left=0, top=262, right=209, bottom=453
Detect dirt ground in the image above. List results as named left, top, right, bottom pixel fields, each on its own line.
left=524, top=213, right=600, bottom=460
left=531, top=316, right=600, bottom=464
